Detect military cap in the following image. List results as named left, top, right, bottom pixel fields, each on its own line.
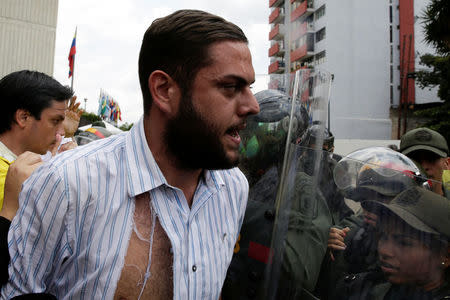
left=362, top=186, right=450, bottom=238
left=400, top=128, right=448, bottom=158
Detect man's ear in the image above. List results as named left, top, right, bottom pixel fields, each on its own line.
left=14, top=109, right=32, bottom=129
left=148, top=70, right=180, bottom=116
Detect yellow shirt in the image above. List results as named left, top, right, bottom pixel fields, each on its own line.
left=0, top=141, right=16, bottom=210
left=0, top=157, right=12, bottom=210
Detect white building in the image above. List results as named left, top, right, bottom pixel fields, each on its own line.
left=268, top=0, right=441, bottom=139
left=0, top=0, right=59, bottom=78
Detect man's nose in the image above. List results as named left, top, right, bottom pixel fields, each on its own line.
left=238, top=88, right=260, bottom=117
left=378, top=238, right=394, bottom=258
left=57, top=124, right=65, bottom=137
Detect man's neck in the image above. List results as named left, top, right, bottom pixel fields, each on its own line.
left=144, top=117, right=202, bottom=208
left=0, top=131, right=24, bottom=157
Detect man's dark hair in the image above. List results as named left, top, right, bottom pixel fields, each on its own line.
left=138, top=9, right=248, bottom=115
left=0, top=70, right=74, bottom=135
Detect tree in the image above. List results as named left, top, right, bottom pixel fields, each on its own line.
left=119, top=122, right=133, bottom=131
left=414, top=0, right=450, bottom=142
left=421, top=0, right=450, bottom=54
left=79, top=112, right=102, bottom=127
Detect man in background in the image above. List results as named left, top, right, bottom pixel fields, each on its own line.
left=0, top=70, right=77, bottom=217
left=400, top=127, right=449, bottom=198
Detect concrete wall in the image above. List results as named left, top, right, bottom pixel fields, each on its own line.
left=323, top=0, right=392, bottom=139
left=0, top=0, right=58, bottom=78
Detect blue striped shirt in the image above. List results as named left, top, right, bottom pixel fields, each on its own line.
left=2, top=117, right=249, bottom=300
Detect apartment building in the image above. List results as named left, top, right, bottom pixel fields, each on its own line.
left=268, top=0, right=441, bottom=139
left=0, top=0, right=59, bottom=78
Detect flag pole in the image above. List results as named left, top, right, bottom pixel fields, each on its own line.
left=71, top=27, right=77, bottom=90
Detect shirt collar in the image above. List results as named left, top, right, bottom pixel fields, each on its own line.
left=125, top=117, right=226, bottom=197
left=0, top=141, right=17, bottom=162
left=125, top=117, right=167, bottom=197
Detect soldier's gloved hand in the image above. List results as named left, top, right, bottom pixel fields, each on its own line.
left=0, top=152, right=43, bottom=221
left=328, top=226, right=350, bottom=261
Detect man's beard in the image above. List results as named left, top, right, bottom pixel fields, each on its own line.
left=164, top=94, right=239, bottom=171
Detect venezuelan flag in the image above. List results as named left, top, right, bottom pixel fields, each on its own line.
left=68, top=28, right=77, bottom=78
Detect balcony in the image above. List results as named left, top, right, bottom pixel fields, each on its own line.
left=269, top=59, right=285, bottom=74
left=291, top=22, right=308, bottom=40
left=290, top=43, right=314, bottom=62
left=269, top=7, right=285, bottom=24
left=269, top=24, right=285, bottom=40
left=291, top=0, right=314, bottom=22
left=269, top=41, right=285, bottom=57
left=269, top=0, right=284, bottom=8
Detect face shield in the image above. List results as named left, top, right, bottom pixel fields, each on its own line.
left=334, top=146, right=432, bottom=203
left=224, top=69, right=333, bottom=299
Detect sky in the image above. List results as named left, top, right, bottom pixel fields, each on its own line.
left=53, top=0, right=271, bottom=125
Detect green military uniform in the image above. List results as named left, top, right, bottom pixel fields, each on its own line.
left=333, top=187, right=450, bottom=299
left=334, top=270, right=450, bottom=300
left=222, top=169, right=333, bottom=300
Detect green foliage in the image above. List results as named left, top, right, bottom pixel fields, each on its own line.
left=421, top=0, right=450, bottom=54
left=414, top=102, right=450, bottom=143
left=119, top=122, right=133, bottom=131
left=415, top=54, right=450, bottom=102
left=414, top=0, right=450, bottom=143
left=79, top=112, right=102, bottom=127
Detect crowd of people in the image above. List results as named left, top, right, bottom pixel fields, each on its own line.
left=0, top=9, right=448, bottom=300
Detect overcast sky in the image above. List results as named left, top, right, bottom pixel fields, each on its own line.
left=53, top=0, right=271, bottom=125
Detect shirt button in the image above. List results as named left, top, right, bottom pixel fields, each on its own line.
left=192, top=265, right=197, bottom=272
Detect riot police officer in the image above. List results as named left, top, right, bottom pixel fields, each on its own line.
left=333, top=187, right=449, bottom=299
left=322, top=147, right=432, bottom=298
left=223, top=89, right=338, bottom=300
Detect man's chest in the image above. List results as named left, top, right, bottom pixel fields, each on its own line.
left=114, top=193, right=173, bottom=300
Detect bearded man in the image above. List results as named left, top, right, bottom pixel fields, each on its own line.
left=2, top=10, right=259, bottom=300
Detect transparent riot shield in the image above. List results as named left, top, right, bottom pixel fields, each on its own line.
left=262, top=69, right=333, bottom=300
left=222, top=69, right=333, bottom=300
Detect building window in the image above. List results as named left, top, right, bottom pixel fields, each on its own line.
left=302, top=57, right=314, bottom=68
left=316, top=27, right=326, bottom=42
left=316, top=5, right=325, bottom=20
left=315, top=51, right=326, bottom=65
left=390, top=25, right=393, bottom=43
left=389, top=6, right=393, bottom=23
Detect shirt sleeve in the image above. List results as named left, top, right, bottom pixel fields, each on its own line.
left=1, top=165, right=71, bottom=298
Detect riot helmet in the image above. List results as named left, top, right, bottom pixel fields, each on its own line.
left=239, top=89, right=309, bottom=186
left=298, top=121, right=334, bottom=152
left=334, top=147, right=430, bottom=202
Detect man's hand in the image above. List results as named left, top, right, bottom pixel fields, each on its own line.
left=0, top=152, right=43, bottom=220
left=49, top=135, right=77, bottom=158
left=63, top=96, right=83, bottom=138
left=328, top=226, right=350, bottom=261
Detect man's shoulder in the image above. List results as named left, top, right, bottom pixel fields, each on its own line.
left=215, top=167, right=248, bottom=187
left=49, top=133, right=127, bottom=170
